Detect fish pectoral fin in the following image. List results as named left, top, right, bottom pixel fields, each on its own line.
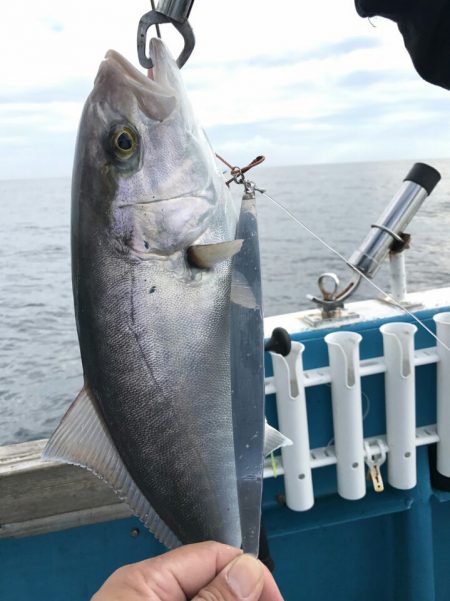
left=43, top=387, right=181, bottom=549
left=264, top=421, right=292, bottom=456
left=187, top=239, right=243, bottom=268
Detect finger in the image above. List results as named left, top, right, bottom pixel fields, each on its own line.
left=192, top=554, right=283, bottom=601
left=136, top=541, right=242, bottom=600
left=260, top=564, right=284, bottom=601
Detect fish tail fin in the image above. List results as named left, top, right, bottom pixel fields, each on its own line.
left=44, top=387, right=181, bottom=549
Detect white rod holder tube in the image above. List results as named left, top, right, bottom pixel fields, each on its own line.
left=380, top=322, right=417, bottom=489
left=433, top=312, right=450, bottom=477
left=325, top=332, right=366, bottom=500
left=389, top=251, right=407, bottom=302
left=271, top=342, right=314, bottom=511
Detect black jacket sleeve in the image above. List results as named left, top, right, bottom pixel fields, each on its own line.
left=355, top=0, right=450, bottom=90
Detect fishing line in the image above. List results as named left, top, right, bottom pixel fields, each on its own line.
left=258, top=188, right=450, bottom=352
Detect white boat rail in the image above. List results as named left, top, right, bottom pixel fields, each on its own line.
left=263, top=311, right=450, bottom=512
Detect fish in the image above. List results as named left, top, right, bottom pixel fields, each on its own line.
left=44, top=38, right=288, bottom=550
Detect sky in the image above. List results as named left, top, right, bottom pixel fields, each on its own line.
left=1, top=1, right=450, bottom=179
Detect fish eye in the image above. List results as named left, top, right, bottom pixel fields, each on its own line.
left=110, top=126, right=138, bottom=159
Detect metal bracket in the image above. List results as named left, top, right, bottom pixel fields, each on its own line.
left=156, top=0, right=195, bottom=23
left=137, top=10, right=195, bottom=69
left=364, top=439, right=387, bottom=492
left=306, top=272, right=361, bottom=322
left=301, top=308, right=360, bottom=328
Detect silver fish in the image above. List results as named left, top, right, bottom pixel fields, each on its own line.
left=44, top=39, right=287, bottom=549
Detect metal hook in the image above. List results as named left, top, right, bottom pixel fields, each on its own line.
left=137, top=10, right=195, bottom=69
left=307, top=272, right=362, bottom=317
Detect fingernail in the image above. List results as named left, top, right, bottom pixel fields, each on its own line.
left=227, top=554, right=263, bottom=599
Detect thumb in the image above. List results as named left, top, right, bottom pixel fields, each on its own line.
left=192, top=554, right=264, bottom=601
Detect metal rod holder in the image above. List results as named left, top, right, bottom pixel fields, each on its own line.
left=348, top=163, right=440, bottom=279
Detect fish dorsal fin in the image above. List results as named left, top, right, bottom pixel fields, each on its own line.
left=43, top=387, right=181, bottom=549
left=264, top=421, right=292, bottom=456
left=187, top=240, right=243, bottom=268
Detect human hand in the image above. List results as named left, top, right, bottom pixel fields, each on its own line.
left=92, top=541, right=284, bottom=601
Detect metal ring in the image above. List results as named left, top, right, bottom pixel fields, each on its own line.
left=318, top=272, right=340, bottom=301
left=370, top=223, right=404, bottom=244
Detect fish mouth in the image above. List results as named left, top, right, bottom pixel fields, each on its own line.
left=95, top=43, right=178, bottom=121
left=102, top=38, right=177, bottom=94
left=103, top=49, right=162, bottom=91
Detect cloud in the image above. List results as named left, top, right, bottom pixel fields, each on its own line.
left=0, top=102, right=83, bottom=134
left=0, top=131, right=75, bottom=180
left=339, top=69, right=395, bottom=87
left=40, top=17, right=65, bottom=33
left=0, top=101, right=81, bottom=177
left=205, top=86, right=450, bottom=169
left=0, top=1, right=449, bottom=179
left=303, top=36, right=381, bottom=60
left=190, top=36, right=380, bottom=72
left=0, top=80, right=92, bottom=104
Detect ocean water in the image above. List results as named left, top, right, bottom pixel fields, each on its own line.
left=1, top=159, right=450, bottom=445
